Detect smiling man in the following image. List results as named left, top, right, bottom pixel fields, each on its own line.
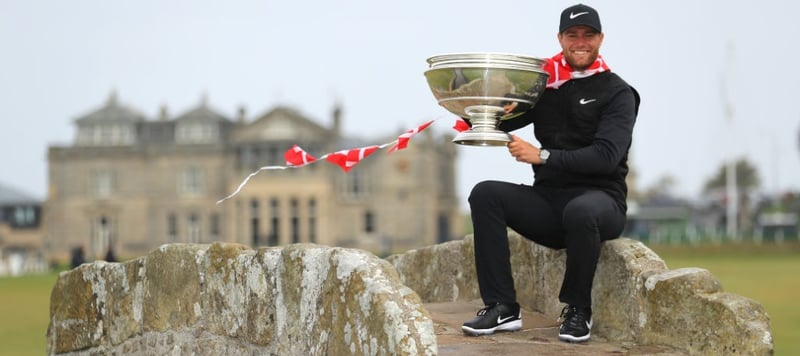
left=460, top=3, right=641, bottom=343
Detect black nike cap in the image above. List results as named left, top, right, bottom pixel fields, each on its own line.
left=559, top=4, right=602, bottom=33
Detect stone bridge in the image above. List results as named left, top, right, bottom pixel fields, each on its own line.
left=47, top=233, right=773, bottom=355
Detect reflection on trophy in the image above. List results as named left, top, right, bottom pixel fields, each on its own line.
left=424, top=53, right=549, bottom=146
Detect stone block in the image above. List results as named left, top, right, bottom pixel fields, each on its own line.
left=47, top=242, right=436, bottom=355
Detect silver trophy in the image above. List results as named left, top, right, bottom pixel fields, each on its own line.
left=424, top=53, right=549, bottom=146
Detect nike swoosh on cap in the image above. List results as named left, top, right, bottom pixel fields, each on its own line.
left=570, top=11, right=589, bottom=19
left=579, top=98, right=596, bottom=104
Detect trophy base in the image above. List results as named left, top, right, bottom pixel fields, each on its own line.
left=453, top=130, right=511, bottom=146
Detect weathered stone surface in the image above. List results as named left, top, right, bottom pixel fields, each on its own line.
left=47, top=242, right=436, bottom=355
left=428, top=300, right=685, bottom=355
left=641, top=268, right=774, bottom=355
left=48, top=233, right=774, bottom=355
left=386, top=238, right=479, bottom=303
left=48, top=263, right=105, bottom=353
left=143, top=244, right=202, bottom=332
left=592, top=237, right=668, bottom=342
left=387, top=233, right=774, bottom=355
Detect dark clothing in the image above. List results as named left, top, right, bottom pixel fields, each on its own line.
left=105, top=248, right=117, bottom=262
left=500, top=71, right=639, bottom=210
left=470, top=182, right=626, bottom=307
left=70, top=246, right=85, bottom=269
left=471, top=71, right=639, bottom=308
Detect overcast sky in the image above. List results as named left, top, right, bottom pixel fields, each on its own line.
left=2, top=0, right=798, bottom=210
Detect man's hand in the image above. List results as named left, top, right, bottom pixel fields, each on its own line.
left=507, top=134, right=543, bottom=164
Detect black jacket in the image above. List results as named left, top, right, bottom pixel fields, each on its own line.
left=499, top=71, right=640, bottom=210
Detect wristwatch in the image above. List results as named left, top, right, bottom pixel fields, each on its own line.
left=539, top=149, right=550, bottom=165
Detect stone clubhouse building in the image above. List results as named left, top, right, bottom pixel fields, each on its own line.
left=45, top=92, right=461, bottom=262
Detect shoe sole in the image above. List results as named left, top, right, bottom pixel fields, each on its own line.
left=461, top=320, right=522, bottom=336
left=558, top=332, right=591, bottom=343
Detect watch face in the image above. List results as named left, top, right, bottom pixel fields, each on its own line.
left=540, top=149, right=550, bottom=159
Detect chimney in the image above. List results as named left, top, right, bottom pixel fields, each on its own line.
left=107, top=89, right=119, bottom=107
left=238, top=105, right=247, bottom=124
left=332, top=102, right=342, bottom=137
left=159, top=104, right=169, bottom=121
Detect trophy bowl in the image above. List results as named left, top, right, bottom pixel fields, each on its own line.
left=424, top=53, right=549, bottom=146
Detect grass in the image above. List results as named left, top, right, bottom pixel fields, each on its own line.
left=1, top=243, right=797, bottom=355
left=652, top=242, right=800, bottom=355
left=0, top=272, right=58, bottom=356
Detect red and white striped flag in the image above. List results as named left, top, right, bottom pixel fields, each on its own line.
left=218, top=120, right=445, bottom=204
left=453, top=118, right=470, bottom=132
left=284, top=145, right=317, bottom=166
left=388, top=120, right=434, bottom=153
left=325, top=146, right=379, bottom=172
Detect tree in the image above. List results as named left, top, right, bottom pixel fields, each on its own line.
left=703, top=158, right=760, bottom=194
left=643, top=174, right=677, bottom=200
left=703, top=158, right=760, bottom=235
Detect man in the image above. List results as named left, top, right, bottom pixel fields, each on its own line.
left=460, top=3, right=640, bottom=343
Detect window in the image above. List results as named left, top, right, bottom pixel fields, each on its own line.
left=364, top=210, right=375, bottom=233
left=349, top=171, right=364, bottom=195
left=240, top=146, right=255, bottom=169
left=94, top=216, right=112, bottom=257
left=168, top=214, right=177, bottom=241
left=176, top=123, right=218, bottom=144
left=290, top=198, right=299, bottom=243
left=12, top=206, right=36, bottom=227
left=268, top=146, right=279, bottom=165
left=93, top=170, right=114, bottom=198
left=269, top=198, right=280, bottom=246
left=308, top=198, right=317, bottom=243
left=210, top=213, right=220, bottom=239
left=180, top=167, right=205, bottom=195
left=437, top=214, right=451, bottom=243
left=187, top=213, right=200, bottom=243
left=75, top=124, right=134, bottom=146
left=343, top=171, right=370, bottom=199
left=250, top=200, right=260, bottom=246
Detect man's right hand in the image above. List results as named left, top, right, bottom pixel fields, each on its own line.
left=507, top=134, right=543, bottom=165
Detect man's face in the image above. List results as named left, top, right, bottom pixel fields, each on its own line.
left=558, top=25, right=604, bottom=71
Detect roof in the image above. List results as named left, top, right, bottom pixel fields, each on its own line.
left=174, top=95, right=231, bottom=123
left=232, top=106, right=332, bottom=143
left=0, top=182, right=40, bottom=205
left=74, top=91, right=146, bottom=124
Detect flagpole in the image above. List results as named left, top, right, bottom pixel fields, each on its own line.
left=722, top=41, right=738, bottom=240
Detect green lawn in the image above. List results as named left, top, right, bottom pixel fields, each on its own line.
left=652, top=242, right=800, bottom=356
left=1, top=243, right=797, bottom=355
left=0, top=272, right=58, bottom=356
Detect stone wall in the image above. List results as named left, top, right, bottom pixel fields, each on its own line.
left=47, top=242, right=435, bottom=355
left=47, top=234, right=774, bottom=355
left=386, top=233, right=774, bottom=355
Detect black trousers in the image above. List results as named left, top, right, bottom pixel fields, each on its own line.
left=468, top=180, right=626, bottom=308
